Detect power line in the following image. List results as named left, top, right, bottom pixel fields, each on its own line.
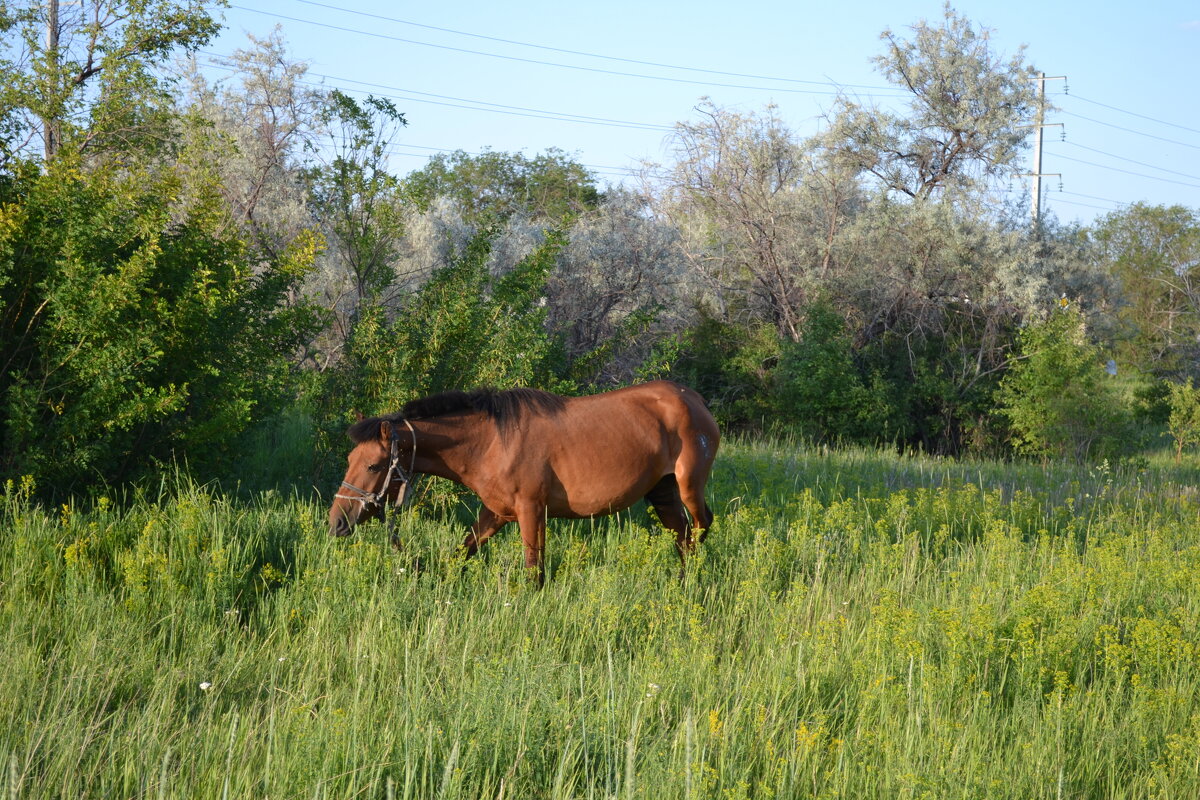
left=283, top=0, right=899, bottom=92
left=226, top=4, right=906, bottom=97
left=1051, top=152, right=1200, bottom=189
left=1057, top=140, right=1200, bottom=183
left=1052, top=195, right=1120, bottom=213
left=1059, top=190, right=1127, bottom=208
left=301, top=67, right=672, bottom=131
left=193, top=61, right=644, bottom=174
left=198, top=56, right=672, bottom=131
left=1071, top=93, right=1200, bottom=137
left=1060, top=109, right=1200, bottom=152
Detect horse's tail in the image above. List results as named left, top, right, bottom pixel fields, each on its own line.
left=697, top=502, right=714, bottom=542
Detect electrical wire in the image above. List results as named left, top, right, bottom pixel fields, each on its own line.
left=1050, top=153, right=1200, bottom=189
left=1059, top=190, right=1127, bottom=208
left=1071, top=93, right=1200, bottom=137
left=226, top=4, right=905, bottom=97
left=1060, top=110, right=1200, bottom=152
left=198, top=56, right=673, bottom=131
left=204, top=10, right=1200, bottom=209
left=1055, top=140, right=1200, bottom=183
left=283, top=0, right=900, bottom=92
left=1052, top=196, right=1120, bottom=212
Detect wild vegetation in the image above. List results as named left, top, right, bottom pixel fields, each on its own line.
left=6, top=440, right=1200, bottom=797
left=3, top=1, right=1200, bottom=796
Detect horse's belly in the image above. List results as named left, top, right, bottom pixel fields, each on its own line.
left=547, top=484, right=650, bottom=519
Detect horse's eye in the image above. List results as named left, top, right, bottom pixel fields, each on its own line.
left=367, top=464, right=383, bottom=473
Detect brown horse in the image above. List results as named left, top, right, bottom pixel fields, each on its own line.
left=328, top=380, right=719, bottom=583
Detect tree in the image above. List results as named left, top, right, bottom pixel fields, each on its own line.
left=316, top=229, right=571, bottom=442
left=825, top=4, right=1042, bottom=201
left=1092, top=203, right=1200, bottom=374
left=302, top=90, right=407, bottom=306
left=657, top=101, right=860, bottom=341
left=0, top=0, right=324, bottom=491
left=1166, top=378, right=1200, bottom=465
left=0, top=0, right=223, bottom=162
left=0, top=151, right=321, bottom=489
left=179, top=28, right=322, bottom=262
left=996, top=306, right=1131, bottom=461
left=545, top=188, right=687, bottom=384
left=404, top=148, right=600, bottom=227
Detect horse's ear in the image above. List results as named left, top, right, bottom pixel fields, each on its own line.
left=379, top=419, right=394, bottom=443
left=354, top=410, right=365, bottom=422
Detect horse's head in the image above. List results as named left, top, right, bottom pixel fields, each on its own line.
left=328, top=417, right=413, bottom=537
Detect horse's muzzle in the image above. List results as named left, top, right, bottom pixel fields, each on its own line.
left=329, top=515, right=353, bottom=537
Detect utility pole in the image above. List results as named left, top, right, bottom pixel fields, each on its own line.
left=1020, top=72, right=1066, bottom=228
left=43, top=0, right=60, bottom=160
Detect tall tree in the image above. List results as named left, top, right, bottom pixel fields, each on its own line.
left=0, top=0, right=223, bottom=162
left=657, top=101, right=860, bottom=341
left=180, top=28, right=322, bottom=261
left=1092, top=203, right=1200, bottom=374
left=825, top=4, right=1042, bottom=201
left=0, top=1, right=325, bottom=490
left=546, top=188, right=687, bottom=383
left=405, top=148, right=600, bottom=227
left=301, top=90, right=407, bottom=340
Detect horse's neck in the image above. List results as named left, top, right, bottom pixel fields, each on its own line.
left=410, top=415, right=492, bottom=485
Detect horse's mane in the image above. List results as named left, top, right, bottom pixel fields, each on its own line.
left=347, top=387, right=566, bottom=443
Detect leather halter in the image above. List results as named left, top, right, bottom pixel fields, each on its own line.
left=334, top=418, right=417, bottom=516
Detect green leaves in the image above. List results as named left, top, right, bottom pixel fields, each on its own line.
left=996, top=306, right=1132, bottom=460
left=0, top=156, right=321, bottom=490
left=1165, top=378, right=1200, bottom=464
left=1, top=0, right=224, bottom=162
left=404, top=148, right=600, bottom=227
left=318, top=228, right=571, bottom=430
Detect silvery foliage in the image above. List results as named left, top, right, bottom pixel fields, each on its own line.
left=654, top=101, right=858, bottom=341
left=548, top=188, right=690, bottom=366
left=177, top=29, right=319, bottom=261
left=389, top=196, right=543, bottom=286
left=824, top=6, right=1042, bottom=201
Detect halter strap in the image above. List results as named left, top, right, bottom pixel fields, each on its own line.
left=334, top=418, right=417, bottom=511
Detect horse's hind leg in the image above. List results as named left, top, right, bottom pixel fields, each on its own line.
left=645, top=475, right=694, bottom=576
left=674, top=438, right=716, bottom=544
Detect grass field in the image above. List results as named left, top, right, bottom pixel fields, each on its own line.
left=4, top=439, right=1200, bottom=798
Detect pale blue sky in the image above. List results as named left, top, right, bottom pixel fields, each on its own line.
left=207, top=1, right=1200, bottom=223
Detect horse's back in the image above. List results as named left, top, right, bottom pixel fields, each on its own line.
left=515, top=382, right=716, bottom=518
left=561, top=380, right=716, bottom=454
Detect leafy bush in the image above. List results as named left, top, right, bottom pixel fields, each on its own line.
left=314, top=229, right=572, bottom=462
left=0, top=154, right=321, bottom=492
left=996, top=307, right=1133, bottom=460
left=775, top=302, right=879, bottom=442
left=669, top=311, right=779, bottom=431
left=1165, top=378, right=1200, bottom=464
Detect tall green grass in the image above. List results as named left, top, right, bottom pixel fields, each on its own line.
left=4, top=440, right=1200, bottom=798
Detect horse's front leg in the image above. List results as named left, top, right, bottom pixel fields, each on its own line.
left=460, top=505, right=507, bottom=557
left=516, top=504, right=547, bottom=587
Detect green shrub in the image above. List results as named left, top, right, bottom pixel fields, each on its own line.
left=313, top=229, right=572, bottom=476
left=669, top=312, right=779, bottom=431
left=0, top=155, right=322, bottom=491
left=996, top=307, right=1133, bottom=460
left=1165, top=378, right=1200, bottom=464
left=775, top=302, right=879, bottom=442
